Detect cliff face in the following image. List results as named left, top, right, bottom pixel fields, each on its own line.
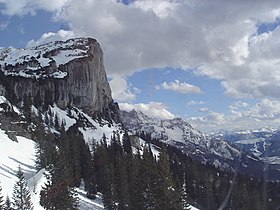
left=0, top=38, right=117, bottom=119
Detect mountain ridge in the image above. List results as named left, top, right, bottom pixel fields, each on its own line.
left=0, top=37, right=118, bottom=120
left=120, top=109, right=280, bottom=180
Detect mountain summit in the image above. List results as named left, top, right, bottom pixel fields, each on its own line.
left=0, top=38, right=118, bottom=119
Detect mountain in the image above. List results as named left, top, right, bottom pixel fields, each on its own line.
left=213, top=129, right=280, bottom=178
left=120, top=109, right=280, bottom=180
left=0, top=38, right=118, bottom=120
left=0, top=37, right=200, bottom=209
left=1, top=37, right=279, bottom=209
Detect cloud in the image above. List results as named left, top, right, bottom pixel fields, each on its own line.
left=26, top=29, right=76, bottom=47
left=229, top=101, right=249, bottom=111
left=0, top=0, right=68, bottom=16
left=187, top=100, right=205, bottom=106
left=156, top=80, right=201, bottom=94
left=109, top=76, right=140, bottom=102
left=119, top=101, right=175, bottom=119
left=197, top=107, right=209, bottom=113
left=188, top=99, right=280, bottom=132
left=2, top=0, right=280, bottom=101
left=52, top=0, right=280, bottom=101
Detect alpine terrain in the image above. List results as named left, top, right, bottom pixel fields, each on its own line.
left=0, top=37, right=279, bottom=210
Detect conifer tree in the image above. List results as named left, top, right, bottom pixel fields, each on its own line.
left=4, top=196, right=12, bottom=210
left=0, top=182, right=4, bottom=209
left=40, top=162, right=78, bottom=209
left=157, top=146, right=183, bottom=210
left=122, top=130, right=132, bottom=155
left=136, top=144, right=159, bottom=210
left=12, top=166, right=33, bottom=210
left=54, top=114, right=60, bottom=130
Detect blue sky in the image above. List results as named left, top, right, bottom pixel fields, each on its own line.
left=1, top=0, right=280, bottom=132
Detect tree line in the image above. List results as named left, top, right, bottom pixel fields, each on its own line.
left=4, top=102, right=280, bottom=210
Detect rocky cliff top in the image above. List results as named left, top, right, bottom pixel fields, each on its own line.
left=0, top=38, right=97, bottom=79
left=0, top=38, right=118, bottom=121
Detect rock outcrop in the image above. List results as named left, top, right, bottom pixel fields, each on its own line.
left=0, top=38, right=118, bottom=120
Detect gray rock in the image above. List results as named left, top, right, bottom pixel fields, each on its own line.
left=0, top=38, right=116, bottom=119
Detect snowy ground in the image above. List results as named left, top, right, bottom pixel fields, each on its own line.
left=0, top=104, right=200, bottom=210
left=0, top=128, right=105, bottom=209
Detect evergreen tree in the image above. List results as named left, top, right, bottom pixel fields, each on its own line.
left=12, top=166, right=33, bottom=210
left=122, top=130, right=132, bottom=155
left=156, top=146, right=183, bottom=210
left=0, top=182, right=4, bottom=209
left=136, top=144, right=159, bottom=210
left=54, top=114, right=60, bottom=130
left=40, top=164, right=78, bottom=209
left=4, top=196, right=12, bottom=210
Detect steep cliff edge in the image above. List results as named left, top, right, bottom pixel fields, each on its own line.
left=0, top=38, right=118, bottom=120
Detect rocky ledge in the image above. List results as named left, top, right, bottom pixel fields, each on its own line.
left=0, top=38, right=118, bottom=120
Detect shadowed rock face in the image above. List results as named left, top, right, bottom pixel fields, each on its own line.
left=0, top=38, right=116, bottom=118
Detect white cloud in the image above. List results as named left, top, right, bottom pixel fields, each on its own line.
left=119, top=101, right=175, bottom=119
left=109, top=76, right=140, bottom=102
left=189, top=99, right=280, bottom=133
left=197, top=107, right=208, bottom=113
left=187, top=100, right=205, bottom=106
left=156, top=80, right=201, bottom=94
left=2, top=0, right=280, bottom=131
left=0, top=0, right=68, bottom=16
left=52, top=0, right=280, bottom=101
left=26, top=29, right=76, bottom=47
left=229, top=101, right=249, bottom=111
left=3, top=0, right=280, bottom=100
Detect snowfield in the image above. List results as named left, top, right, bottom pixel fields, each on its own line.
left=0, top=103, right=200, bottom=209
left=0, top=128, right=106, bottom=210
left=0, top=129, right=44, bottom=209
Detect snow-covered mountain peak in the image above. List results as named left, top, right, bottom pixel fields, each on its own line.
left=0, top=37, right=97, bottom=79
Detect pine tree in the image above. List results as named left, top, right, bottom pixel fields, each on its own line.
left=0, top=182, right=4, bottom=209
left=12, top=166, right=33, bottom=210
left=54, top=114, right=60, bottom=130
left=40, top=163, right=78, bottom=210
left=122, top=130, right=132, bottom=155
left=156, top=145, right=183, bottom=210
left=4, top=196, right=12, bottom=210
left=136, top=144, right=159, bottom=210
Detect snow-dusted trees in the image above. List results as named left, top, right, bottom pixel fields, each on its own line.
left=40, top=165, right=78, bottom=210
left=3, top=196, right=12, bottom=210
left=156, top=145, right=183, bottom=210
left=12, top=166, right=33, bottom=210
left=0, top=182, right=4, bottom=209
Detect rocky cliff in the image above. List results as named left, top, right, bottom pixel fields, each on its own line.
left=0, top=38, right=118, bottom=120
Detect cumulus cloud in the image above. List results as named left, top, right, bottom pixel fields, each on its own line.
left=156, top=80, right=201, bottom=94
left=229, top=101, right=249, bottom=111
left=189, top=99, right=280, bottom=132
left=119, top=101, right=175, bottom=119
left=3, top=0, right=280, bottom=100
left=49, top=0, right=280, bottom=100
left=0, top=0, right=68, bottom=16
left=109, top=76, right=140, bottom=102
left=26, top=29, right=76, bottom=47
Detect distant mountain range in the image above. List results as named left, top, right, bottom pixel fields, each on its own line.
left=121, top=109, right=280, bottom=181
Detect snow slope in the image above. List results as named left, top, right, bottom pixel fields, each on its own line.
left=0, top=38, right=92, bottom=79
left=0, top=129, right=44, bottom=209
